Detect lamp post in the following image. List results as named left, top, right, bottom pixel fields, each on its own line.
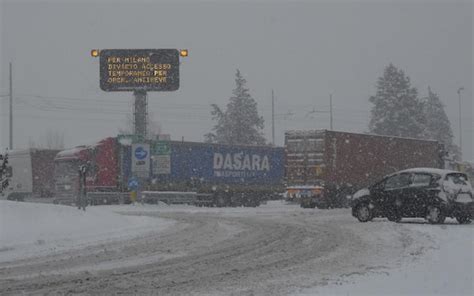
left=457, top=87, right=464, bottom=155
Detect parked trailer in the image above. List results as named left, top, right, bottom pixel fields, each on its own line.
left=1, top=149, right=60, bottom=201
left=285, top=130, right=444, bottom=208
left=123, top=141, right=286, bottom=207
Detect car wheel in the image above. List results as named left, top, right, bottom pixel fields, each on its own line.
left=427, top=206, right=445, bottom=224
left=355, top=203, right=372, bottom=222
left=456, top=215, right=472, bottom=224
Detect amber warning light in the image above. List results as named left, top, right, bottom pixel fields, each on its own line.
left=180, top=49, right=188, bottom=57
left=91, top=49, right=100, bottom=57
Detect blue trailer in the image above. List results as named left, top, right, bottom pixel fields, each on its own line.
left=122, top=141, right=285, bottom=206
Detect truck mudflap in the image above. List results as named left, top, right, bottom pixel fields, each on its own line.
left=195, top=193, right=214, bottom=207
left=141, top=191, right=197, bottom=205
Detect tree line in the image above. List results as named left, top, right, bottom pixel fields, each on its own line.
left=206, top=65, right=459, bottom=159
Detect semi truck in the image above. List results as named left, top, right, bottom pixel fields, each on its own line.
left=53, top=137, right=285, bottom=206
left=1, top=149, right=60, bottom=201
left=285, top=130, right=445, bottom=208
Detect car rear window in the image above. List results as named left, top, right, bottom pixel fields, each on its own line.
left=445, top=173, right=469, bottom=185
left=443, top=173, right=473, bottom=194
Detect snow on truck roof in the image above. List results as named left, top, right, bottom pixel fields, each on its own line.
left=55, top=138, right=114, bottom=160
left=55, top=146, right=87, bottom=159
left=284, top=129, right=439, bottom=143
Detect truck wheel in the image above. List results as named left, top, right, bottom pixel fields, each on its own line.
left=355, top=203, right=372, bottom=222
left=456, top=215, right=471, bottom=224
left=216, top=196, right=226, bottom=207
left=427, top=206, right=445, bottom=224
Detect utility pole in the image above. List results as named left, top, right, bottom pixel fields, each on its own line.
left=9, top=62, right=13, bottom=149
left=457, top=87, right=464, bottom=156
left=133, top=90, right=147, bottom=139
left=329, top=93, right=333, bottom=131
left=272, top=89, right=275, bottom=145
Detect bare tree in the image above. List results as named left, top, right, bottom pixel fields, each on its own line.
left=44, top=130, right=65, bottom=149
left=119, top=112, right=163, bottom=140
left=28, top=130, right=65, bottom=149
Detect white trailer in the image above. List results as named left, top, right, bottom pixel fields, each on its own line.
left=1, top=149, right=59, bottom=201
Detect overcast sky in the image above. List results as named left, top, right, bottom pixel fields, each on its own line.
left=0, top=0, right=472, bottom=161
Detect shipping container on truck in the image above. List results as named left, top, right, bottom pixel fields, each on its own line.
left=285, top=130, right=444, bottom=208
left=54, top=137, right=285, bottom=207
left=1, top=149, right=60, bottom=201
left=122, top=140, right=286, bottom=207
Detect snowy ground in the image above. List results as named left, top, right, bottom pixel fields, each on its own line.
left=0, top=200, right=472, bottom=295
left=298, top=219, right=474, bottom=296
left=0, top=200, right=175, bottom=263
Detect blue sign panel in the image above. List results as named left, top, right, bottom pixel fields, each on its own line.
left=128, top=177, right=139, bottom=190
left=134, top=146, right=148, bottom=160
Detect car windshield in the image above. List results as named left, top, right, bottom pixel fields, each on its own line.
left=0, top=1, right=472, bottom=296
left=54, top=161, right=79, bottom=179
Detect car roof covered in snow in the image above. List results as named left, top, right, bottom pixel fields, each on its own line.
left=394, top=168, right=462, bottom=176
left=286, top=185, right=324, bottom=190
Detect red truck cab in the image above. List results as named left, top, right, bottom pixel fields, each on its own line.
left=54, top=138, right=119, bottom=201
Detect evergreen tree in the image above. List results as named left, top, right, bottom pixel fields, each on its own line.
left=205, top=69, right=266, bottom=145
left=422, top=87, right=453, bottom=144
left=369, top=64, right=426, bottom=138
left=422, top=87, right=460, bottom=160
left=0, top=153, right=9, bottom=193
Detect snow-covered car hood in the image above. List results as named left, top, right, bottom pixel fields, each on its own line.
left=442, top=176, right=473, bottom=203
left=352, top=188, right=370, bottom=200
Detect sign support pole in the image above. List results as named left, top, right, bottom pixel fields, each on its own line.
left=133, top=90, right=147, bottom=139
left=133, top=90, right=148, bottom=203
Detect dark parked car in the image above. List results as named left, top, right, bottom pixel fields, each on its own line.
left=351, top=168, right=473, bottom=224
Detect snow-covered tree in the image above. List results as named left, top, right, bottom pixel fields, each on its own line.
left=0, top=153, right=9, bottom=193
left=422, top=87, right=460, bottom=160
left=205, top=69, right=266, bottom=145
left=369, top=64, right=426, bottom=138
left=422, top=87, right=453, bottom=143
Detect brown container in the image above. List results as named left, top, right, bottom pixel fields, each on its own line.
left=285, top=130, right=443, bottom=190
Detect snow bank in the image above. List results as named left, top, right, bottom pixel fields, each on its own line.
left=0, top=201, right=174, bottom=262
left=297, top=220, right=474, bottom=296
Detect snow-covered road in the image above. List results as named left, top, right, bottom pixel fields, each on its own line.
left=0, top=201, right=472, bottom=295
